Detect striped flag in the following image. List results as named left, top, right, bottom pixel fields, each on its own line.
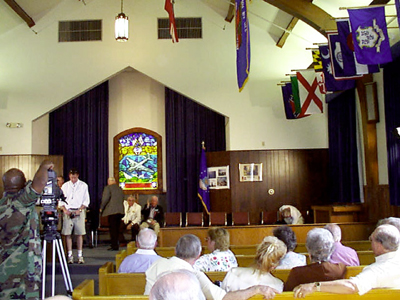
left=165, top=0, right=179, bottom=43
left=198, top=145, right=210, bottom=214
left=282, top=82, right=309, bottom=119
left=312, top=50, right=327, bottom=94
left=236, top=0, right=251, bottom=91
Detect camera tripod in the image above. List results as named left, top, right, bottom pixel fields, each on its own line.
left=41, top=229, right=73, bottom=299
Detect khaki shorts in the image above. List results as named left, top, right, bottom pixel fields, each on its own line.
left=62, top=210, right=86, bottom=235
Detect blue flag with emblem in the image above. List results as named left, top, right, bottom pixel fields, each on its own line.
left=348, top=7, right=392, bottom=64
left=319, top=45, right=355, bottom=92
left=236, top=0, right=251, bottom=91
left=198, top=145, right=210, bottom=214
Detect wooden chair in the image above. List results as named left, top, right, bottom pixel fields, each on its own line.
left=185, top=212, right=204, bottom=226
left=260, top=210, right=278, bottom=224
left=232, top=212, right=250, bottom=226
left=208, top=212, right=227, bottom=226
left=164, top=212, right=182, bottom=227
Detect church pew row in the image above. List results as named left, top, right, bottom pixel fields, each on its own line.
left=158, top=223, right=375, bottom=247
left=73, top=279, right=400, bottom=300
left=99, top=262, right=365, bottom=296
left=126, top=240, right=371, bottom=257
left=116, top=248, right=375, bottom=272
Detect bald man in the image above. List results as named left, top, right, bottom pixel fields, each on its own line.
left=0, top=160, right=54, bottom=300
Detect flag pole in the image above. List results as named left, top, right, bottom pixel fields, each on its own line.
left=198, top=141, right=210, bottom=215
left=339, top=3, right=394, bottom=10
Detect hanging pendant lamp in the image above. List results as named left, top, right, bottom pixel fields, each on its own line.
left=115, top=0, right=128, bottom=42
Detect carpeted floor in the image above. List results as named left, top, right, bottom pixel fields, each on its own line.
left=41, top=237, right=126, bottom=298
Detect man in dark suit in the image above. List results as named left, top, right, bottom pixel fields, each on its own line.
left=140, top=196, right=164, bottom=236
left=100, top=177, right=125, bottom=250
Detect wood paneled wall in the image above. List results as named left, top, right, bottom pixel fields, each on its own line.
left=207, top=149, right=329, bottom=224
left=0, top=155, right=63, bottom=194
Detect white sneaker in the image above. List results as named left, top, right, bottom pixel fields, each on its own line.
left=78, top=256, right=85, bottom=264
left=67, top=256, right=74, bottom=264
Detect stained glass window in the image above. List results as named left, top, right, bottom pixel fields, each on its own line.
left=115, top=129, right=162, bottom=191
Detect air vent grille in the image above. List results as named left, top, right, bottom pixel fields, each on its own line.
left=59, top=20, right=102, bottom=42
left=158, top=17, right=202, bottom=39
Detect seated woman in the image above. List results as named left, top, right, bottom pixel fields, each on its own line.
left=121, top=194, right=141, bottom=241
left=221, top=236, right=287, bottom=293
left=284, top=228, right=346, bottom=291
left=278, top=205, right=304, bottom=225
left=193, top=227, right=238, bottom=272
left=273, top=226, right=306, bottom=269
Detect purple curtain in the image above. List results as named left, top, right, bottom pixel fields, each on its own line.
left=49, top=81, right=109, bottom=228
left=383, top=42, right=400, bottom=206
left=165, top=87, right=226, bottom=213
left=327, top=89, right=361, bottom=203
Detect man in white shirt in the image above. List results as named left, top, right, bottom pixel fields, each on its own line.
left=118, top=228, right=161, bottom=273
left=60, top=168, right=90, bottom=264
left=293, top=224, right=400, bottom=297
left=145, top=234, right=279, bottom=300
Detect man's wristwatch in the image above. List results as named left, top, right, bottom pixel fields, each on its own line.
left=315, top=282, right=321, bottom=292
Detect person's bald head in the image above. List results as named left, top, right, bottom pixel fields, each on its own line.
left=2, top=168, right=26, bottom=193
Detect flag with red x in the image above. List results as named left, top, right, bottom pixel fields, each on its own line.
left=296, top=70, right=323, bottom=117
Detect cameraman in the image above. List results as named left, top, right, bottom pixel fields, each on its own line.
left=59, top=168, right=90, bottom=264
left=0, top=160, right=54, bottom=300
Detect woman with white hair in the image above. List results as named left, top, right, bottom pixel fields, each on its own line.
left=221, top=236, right=287, bottom=292
left=284, top=228, right=346, bottom=291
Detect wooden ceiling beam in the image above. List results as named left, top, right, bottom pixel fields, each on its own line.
left=4, top=0, right=35, bottom=28
left=276, top=17, right=298, bottom=48
left=264, top=0, right=336, bottom=36
left=225, top=0, right=235, bottom=23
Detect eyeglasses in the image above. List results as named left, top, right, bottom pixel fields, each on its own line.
left=205, top=237, right=210, bottom=242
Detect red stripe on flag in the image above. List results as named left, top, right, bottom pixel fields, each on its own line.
left=125, top=183, right=153, bottom=189
left=296, top=72, right=323, bottom=117
left=165, top=0, right=179, bottom=43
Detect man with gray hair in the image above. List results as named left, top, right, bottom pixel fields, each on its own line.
left=145, top=234, right=278, bottom=300
left=293, top=224, right=400, bottom=297
left=149, top=269, right=205, bottom=300
left=118, top=228, right=161, bottom=273
left=324, top=223, right=359, bottom=266
left=284, top=228, right=346, bottom=291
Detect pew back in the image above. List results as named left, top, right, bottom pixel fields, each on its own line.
left=74, top=278, right=400, bottom=300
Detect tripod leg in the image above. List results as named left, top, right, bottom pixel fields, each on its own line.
left=55, top=238, right=73, bottom=294
left=42, top=240, right=47, bottom=300
left=52, top=241, right=56, bottom=296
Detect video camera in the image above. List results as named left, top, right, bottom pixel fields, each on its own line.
left=40, top=169, right=66, bottom=240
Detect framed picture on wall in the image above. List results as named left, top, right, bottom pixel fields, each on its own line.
left=208, top=166, right=230, bottom=189
left=239, top=163, right=263, bottom=182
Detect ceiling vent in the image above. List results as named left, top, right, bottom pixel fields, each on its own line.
left=59, top=20, right=102, bottom=42
left=158, top=17, right=202, bottom=40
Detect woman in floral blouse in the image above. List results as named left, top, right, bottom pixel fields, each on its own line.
left=193, top=227, right=238, bottom=272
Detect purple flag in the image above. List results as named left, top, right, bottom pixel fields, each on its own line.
left=348, top=7, right=392, bottom=64
left=396, top=0, right=400, bottom=32
left=319, top=45, right=355, bottom=92
left=336, top=19, right=380, bottom=75
left=236, top=0, right=250, bottom=91
left=282, top=83, right=297, bottom=119
left=327, top=31, right=362, bottom=80
left=198, top=147, right=210, bottom=214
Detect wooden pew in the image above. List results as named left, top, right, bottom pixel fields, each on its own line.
left=73, top=279, right=148, bottom=300
left=74, top=279, right=400, bottom=300
left=100, top=260, right=365, bottom=297
left=99, top=262, right=147, bottom=295
left=126, top=240, right=371, bottom=257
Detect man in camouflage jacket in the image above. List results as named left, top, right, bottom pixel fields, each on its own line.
left=0, top=160, right=53, bottom=300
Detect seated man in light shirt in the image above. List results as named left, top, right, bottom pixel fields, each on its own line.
left=293, top=224, right=400, bottom=297
left=145, top=234, right=279, bottom=300
left=118, top=228, right=161, bottom=273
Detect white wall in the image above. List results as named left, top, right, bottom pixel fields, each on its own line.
left=31, top=114, right=49, bottom=154
left=108, top=70, right=167, bottom=191
left=0, top=0, right=328, bottom=156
